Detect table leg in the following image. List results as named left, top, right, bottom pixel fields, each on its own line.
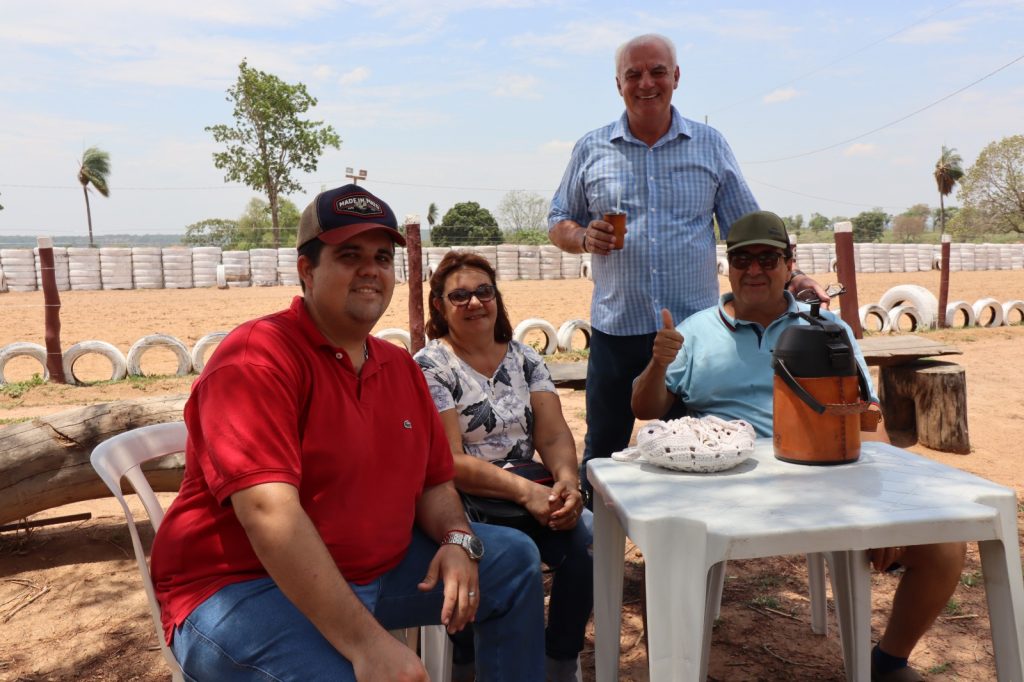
left=978, top=502, right=1024, bottom=681
left=826, top=550, right=872, bottom=682
left=642, top=534, right=710, bottom=681
left=592, top=490, right=626, bottom=682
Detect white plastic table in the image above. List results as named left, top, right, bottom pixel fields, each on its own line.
left=590, top=440, right=1024, bottom=681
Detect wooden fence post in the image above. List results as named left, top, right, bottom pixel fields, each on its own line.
left=833, top=221, right=863, bottom=339
left=37, top=237, right=67, bottom=383
left=404, top=218, right=425, bottom=354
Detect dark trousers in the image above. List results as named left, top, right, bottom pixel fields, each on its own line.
left=580, top=328, right=686, bottom=506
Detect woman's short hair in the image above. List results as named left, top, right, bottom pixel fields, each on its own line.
left=426, top=251, right=513, bottom=342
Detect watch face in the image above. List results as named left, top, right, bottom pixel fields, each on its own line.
left=467, top=535, right=485, bottom=559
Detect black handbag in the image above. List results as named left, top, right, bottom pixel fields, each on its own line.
left=459, top=459, right=553, bottom=533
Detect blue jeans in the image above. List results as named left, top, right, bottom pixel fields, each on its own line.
left=451, top=511, right=594, bottom=663
left=171, top=523, right=544, bottom=681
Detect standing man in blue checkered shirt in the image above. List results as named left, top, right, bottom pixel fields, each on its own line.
left=548, top=34, right=823, bottom=504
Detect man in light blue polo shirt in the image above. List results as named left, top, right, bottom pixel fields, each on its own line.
left=547, top=33, right=823, bottom=504
left=631, top=210, right=965, bottom=682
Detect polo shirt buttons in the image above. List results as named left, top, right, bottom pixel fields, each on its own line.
left=335, top=352, right=344, bottom=360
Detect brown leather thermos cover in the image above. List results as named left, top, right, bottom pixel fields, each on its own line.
left=773, top=375, right=861, bottom=464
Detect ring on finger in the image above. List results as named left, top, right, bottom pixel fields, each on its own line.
left=467, top=591, right=476, bottom=599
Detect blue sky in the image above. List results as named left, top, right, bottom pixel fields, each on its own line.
left=1, top=0, right=1023, bottom=240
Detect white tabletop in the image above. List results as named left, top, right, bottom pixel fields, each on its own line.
left=589, top=440, right=1024, bottom=681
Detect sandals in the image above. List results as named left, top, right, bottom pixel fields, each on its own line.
left=871, top=664, right=924, bottom=682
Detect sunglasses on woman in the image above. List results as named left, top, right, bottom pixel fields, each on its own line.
left=446, top=283, right=497, bottom=306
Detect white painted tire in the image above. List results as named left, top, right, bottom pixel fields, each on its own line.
left=879, top=285, right=937, bottom=329
left=972, top=297, right=1004, bottom=328
left=858, top=304, right=891, bottom=333
left=0, top=342, right=49, bottom=383
left=0, top=269, right=7, bottom=293
left=716, top=257, right=728, bottom=275
left=513, top=318, right=558, bottom=355
left=216, top=264, right=228, bottom=289
left=191, top=332, right=229, bottom=372
left=1002, top=299, right=1024, bottom=326
left=374, top=328, right=412, bottom=351
left=126, top=334, right=192, bottom=377
left=62, top=340, right=127, bottom=385
left=886, top=305, right=924, bottom=333
left=944, top=301, right=976, bottom=328
left=556, top=319, right=592, bottom=352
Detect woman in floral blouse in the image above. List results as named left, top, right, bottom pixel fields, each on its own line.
left=414, top=250, right=591, bottom=682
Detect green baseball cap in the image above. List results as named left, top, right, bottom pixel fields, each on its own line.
left=726, top=211, right=790, bottom=253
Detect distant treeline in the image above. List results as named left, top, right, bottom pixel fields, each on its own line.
left=0, top=234, right=184, bottom=249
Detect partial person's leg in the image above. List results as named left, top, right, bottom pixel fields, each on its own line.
left=373, top=523, right=545, bottom=682
left=581, top=329, right=655, bottom=506
left=171, top=576, right=361, bottom=682
left=877, top=541, right=967, bottom=658
left=530, top=511, right=593, bottom=661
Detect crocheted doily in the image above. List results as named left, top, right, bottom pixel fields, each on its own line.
left=612, top=415, right=756, bottom=473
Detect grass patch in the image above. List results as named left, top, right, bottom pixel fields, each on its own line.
left=960, top=570, right=983, bottom=588
left=944, top=598, right=963, bottom=616
left=0, top=417, right=32, bottom=426
left=0, top=375, right=46, bottom=399
left=926, top=662, right=952, bottom=674
left=549, top=348, right=589, bottom=362
left=750, top=595, right=780, bottom=610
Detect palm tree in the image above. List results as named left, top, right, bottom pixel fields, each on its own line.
left=933, top=145, right=964, bottom=234
left=78, top=146, right=111, bottom=247
left=427, top=202, right=438, bottom=228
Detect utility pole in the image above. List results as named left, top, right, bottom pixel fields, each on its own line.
left=345, top=167, right=368, bottom=185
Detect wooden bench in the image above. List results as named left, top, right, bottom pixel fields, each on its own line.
left=547, top=334, right=969, bottom=454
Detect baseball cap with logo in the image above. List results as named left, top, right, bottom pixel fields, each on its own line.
left=725, top=210, right=790, bottom=253
left=297, top=184, right=406, bottom=249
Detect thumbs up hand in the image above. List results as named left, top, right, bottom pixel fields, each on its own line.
left=652, top=308, right=684, bottom=367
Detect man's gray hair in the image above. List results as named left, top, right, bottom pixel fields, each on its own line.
left=615, top=34, right=677, bottom=74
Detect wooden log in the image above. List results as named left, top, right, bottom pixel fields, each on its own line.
left=0, top=395, right=187, bottom=526
left=878, top=360, right=970, bottom=454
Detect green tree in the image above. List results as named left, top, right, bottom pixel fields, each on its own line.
left=934, top=145, right=965, bottom=235
left=931, top=205, right=959, bottom=229
left=497, top=190, right=549, bottom=233
left=808, top=212, right=830, bottom=232
left=504, top=229, right=550, bottom=245
left=235, top=197, right=301, bottom=248
left=183, top=218, right=239, bottom=248
left=432, top=202, right=502, bottom=246
left=851, top=208, right=888, bottom=242
left=958, top=135, right=1024, bottom=236
left=77, top=146, right=111, bottom=247
left=207, top=59, right=341, bottom=248
left=781, top=214, right=804, bottom=237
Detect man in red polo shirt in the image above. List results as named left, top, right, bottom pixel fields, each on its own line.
left=151, top=185, right=545, bottom=681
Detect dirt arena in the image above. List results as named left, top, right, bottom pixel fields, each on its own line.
left=1, top=269, right=1023, bottom=681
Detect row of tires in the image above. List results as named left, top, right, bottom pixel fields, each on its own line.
left=375, top=319, right=593, bottom=355
left=0, top=319, right=595, bottom=385
left=858, top=285, right=1024, bottom=332
left=0, top=333, right=228, bottom=385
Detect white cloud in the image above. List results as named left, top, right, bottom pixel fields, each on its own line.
left=844, top=143, right=878, bottom=157
left=891, top=19, right=971, bottom=45
left=763, top=88, right=799, bottom=104
left=340, top=67, right=371, bottom=86
left=493, top=74, right=541, bottom=99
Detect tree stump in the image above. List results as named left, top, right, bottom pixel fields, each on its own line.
left=0, top=395, right=186, bottom=526
left=877, top=360, right=970, bottom=454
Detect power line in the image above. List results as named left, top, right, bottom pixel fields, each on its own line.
left=746, top=177, right=908, bottom=212
left=743, top=50, right=1024, bottom=164
left=710, top=1, right=964, bottom=115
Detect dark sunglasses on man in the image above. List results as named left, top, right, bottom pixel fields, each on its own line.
left=727, top=250, right=786, bottom=271
left=446, top=284, right=497, bottom=306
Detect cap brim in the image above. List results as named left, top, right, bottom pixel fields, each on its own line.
left=726, top=238, right=788, bottom=252
left=317, top=222, right=407, bottom=247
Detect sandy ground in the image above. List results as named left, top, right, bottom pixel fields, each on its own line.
left=1, top=268, right=1023, bottom=681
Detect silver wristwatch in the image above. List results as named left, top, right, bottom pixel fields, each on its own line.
left=442, top=530, right=485, bottom=561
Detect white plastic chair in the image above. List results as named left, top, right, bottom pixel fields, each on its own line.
left=90, top=421, right=187, bottom=682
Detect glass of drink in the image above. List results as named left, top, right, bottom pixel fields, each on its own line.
left=603, top=211, right=626, bottom=250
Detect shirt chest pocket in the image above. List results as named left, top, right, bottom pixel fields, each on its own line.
left=669, top=168, right=717, bottom=219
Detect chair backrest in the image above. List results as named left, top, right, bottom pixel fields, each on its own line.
left=90, top=421, right=187, bottom=682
